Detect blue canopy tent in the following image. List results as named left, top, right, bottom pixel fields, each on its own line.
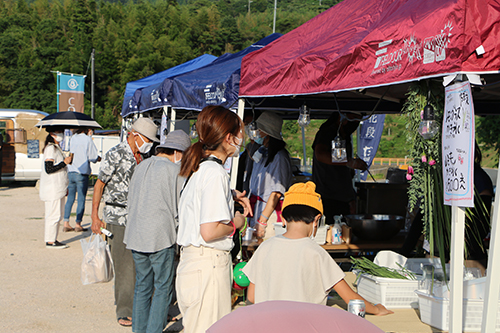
left=168, top=33, right=282, bottom=112
left=121, top=54, right=217, bottom=117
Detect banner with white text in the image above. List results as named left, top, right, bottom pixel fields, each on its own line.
left=357, top=114, right=385, bottom=181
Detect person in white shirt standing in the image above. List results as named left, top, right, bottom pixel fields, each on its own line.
left=39, top=128, right=73, bottom=249
left=176, top=105, right=252, bottom=333
left=63, top=127, right=100, bottom=232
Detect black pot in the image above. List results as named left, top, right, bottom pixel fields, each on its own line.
left=345, top=214, right=404, bottom=241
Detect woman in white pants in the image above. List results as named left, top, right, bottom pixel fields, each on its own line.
left=39, top=129, right=72, bottom=249
left=176, top=106, right=251, bottom=333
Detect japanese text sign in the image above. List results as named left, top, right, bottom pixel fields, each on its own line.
left=357, top=114, right=385, bottom=181
left=442, top=81, right=474, bottom=207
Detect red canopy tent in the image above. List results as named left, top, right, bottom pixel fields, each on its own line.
left=240, top=0, right=500, bottom=115
left=239, top=0, right=500, bottom=332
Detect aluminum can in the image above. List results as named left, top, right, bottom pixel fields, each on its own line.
left=348, top=299, right=366, bottom=318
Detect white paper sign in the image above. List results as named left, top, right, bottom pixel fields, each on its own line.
left=442, top=81, right=474, bottom=207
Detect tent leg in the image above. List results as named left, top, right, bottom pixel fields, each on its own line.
left=230, top=99, right=245, bottom=190
left=170, top=107, right=176, bottom=133
left=301, top=126, right=307, bottom=170
left=481, top=158, right=500, bottom=332
left=449, top=206, right=465, bottom=333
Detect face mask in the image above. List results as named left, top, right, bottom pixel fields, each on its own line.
left=254, top=135, right=264, bottom=145
left=229, top=135, right=243, bottom=157
left=174, top=152, right=182, bottom=165
left=310, top=223, right=318, bottom=240
left=135, top=133, right=153, bottom=154
left=53, top=133, right=64, bottom=143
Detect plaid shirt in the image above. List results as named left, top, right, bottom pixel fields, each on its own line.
left=98, top=140, right=137, bottom=226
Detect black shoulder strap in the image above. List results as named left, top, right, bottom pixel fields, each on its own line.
left=180, top=156, right=223, bottom=197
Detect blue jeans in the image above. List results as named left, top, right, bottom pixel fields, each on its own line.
left=63, top=172, right=89, bottom=223
left=132, top=246, right=176, bottom=333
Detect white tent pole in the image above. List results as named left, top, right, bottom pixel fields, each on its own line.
left=449, top=206, right=465, bottom=333
left=230, top=98, right=245, bottom=190
left=301, top=125, right=306, bottom=168
left=169, top=107, right=176, bottom=133
left=481, top=160, right=500, bottom=332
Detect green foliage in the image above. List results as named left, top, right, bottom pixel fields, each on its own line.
left=402, top=82, right=450, bottom=275
left=376, top=114, right=410, bottom=157
left=1, top=0, right=338, bottom=128
left=281, top=119, right=321, bottom=164
left=476, top=115, right=500, bottom=165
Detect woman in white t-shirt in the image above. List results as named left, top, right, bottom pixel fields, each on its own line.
left=39, top=129, right=72, bottom=249
left=176, top=105, right=251, bottom=333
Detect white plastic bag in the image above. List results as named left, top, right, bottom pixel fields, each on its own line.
left=80, top=233, right=114, bottom=285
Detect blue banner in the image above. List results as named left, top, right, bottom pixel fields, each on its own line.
left=57, top=72, right=86, bottom=112
left=59, top=73, right=85, bottom=93
left=357, top=114, right=385, bottom=181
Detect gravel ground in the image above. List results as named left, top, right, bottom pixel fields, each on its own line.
left=0, top=182, right=182, bottom=333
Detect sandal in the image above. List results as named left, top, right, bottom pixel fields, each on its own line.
left=74, top=226, right=88, bottom=232
left=63, top=226, right=74, bottom=232
left=117, top=317, right=132, bottom=327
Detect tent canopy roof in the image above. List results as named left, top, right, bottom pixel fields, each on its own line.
left=239, top=0, right=500, bottom=115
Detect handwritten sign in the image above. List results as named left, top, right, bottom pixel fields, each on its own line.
left=27, top=139, right=39, bottom=158
left=442, top=81, right=474, bottom=207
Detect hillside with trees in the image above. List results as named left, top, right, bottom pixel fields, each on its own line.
left=1, top=0, right=498, bottom=163
left=0, top=0, right=339, bottom=129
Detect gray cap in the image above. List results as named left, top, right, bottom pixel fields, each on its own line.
left=256, top=111, right=283, bottom=140
left=131, top=117, right=160, bottom=142
left=157, top=130, right=191, bottom=152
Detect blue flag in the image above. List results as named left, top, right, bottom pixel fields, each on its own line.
left=57, top=72, right=86, bottom=112
left=357, top=114, right=385, bottom=181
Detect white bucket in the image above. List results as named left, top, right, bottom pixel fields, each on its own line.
left=274, top=222, right=286, bottom=236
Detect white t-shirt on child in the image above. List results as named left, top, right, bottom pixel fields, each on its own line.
left=242, top=235, right=345, bottom=305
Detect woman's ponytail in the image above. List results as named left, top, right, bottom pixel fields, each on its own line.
left=179, top=141, right=205, bottom=178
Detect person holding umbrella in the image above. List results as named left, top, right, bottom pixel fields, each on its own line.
left=91, top=117, right=159, bottom=327
left=39, top=127, right=73, bottom=249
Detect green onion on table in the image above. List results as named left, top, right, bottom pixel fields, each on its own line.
left=350, top=257, right=417, bottom=280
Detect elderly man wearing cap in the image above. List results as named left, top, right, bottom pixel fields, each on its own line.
left=91, top=117, right=159, bottom=327
left=123, top=130, right=190, bottom=333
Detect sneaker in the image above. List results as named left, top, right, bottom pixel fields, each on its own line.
left=46, top=241, right=69, bottom=249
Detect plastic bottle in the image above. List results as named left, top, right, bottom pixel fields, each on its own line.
left=331, top=216, right=343, bottom=244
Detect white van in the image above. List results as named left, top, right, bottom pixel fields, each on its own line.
left=0, top=109, right=49, bottom=181
left=90, top=134, right=121, bottom=176
left=0, top=109, right=121, bottom=182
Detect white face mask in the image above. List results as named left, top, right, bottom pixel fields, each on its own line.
left=310, top=222, right=318, bottom=240
left=53, top=133, right=64, bottom=143
left=229, top=135, right=243, bottom=157
left=135, top=133, right=153, bottom=154
left=174, top=152, right=182, bottom=165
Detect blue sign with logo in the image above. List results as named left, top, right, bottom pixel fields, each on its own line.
left=59, top=73, right=85, bottom=92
